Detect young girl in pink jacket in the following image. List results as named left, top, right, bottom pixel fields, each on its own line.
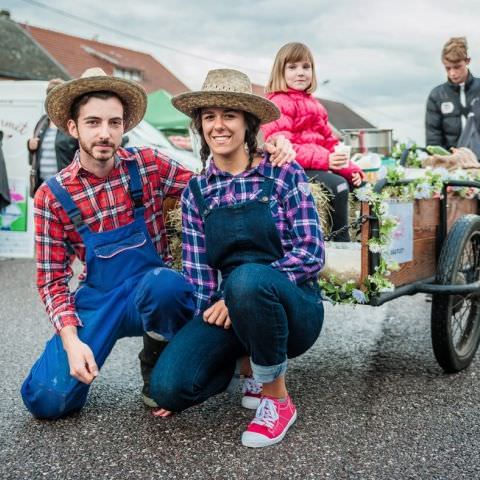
left=262, top=42, right=364, bottom=241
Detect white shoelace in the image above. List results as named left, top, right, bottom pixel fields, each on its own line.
left=242, top=377, right=263, bottom=395
left=252, top=398, right=279, bottom=429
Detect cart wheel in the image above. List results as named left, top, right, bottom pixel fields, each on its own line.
left=431, top=214, right=480, bottom=372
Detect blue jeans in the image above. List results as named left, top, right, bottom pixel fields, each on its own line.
left=150, top=264, right=324, bottom=412
left=21, top=268, right=194, bottom=419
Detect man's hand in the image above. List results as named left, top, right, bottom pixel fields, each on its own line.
left=264, top=135, right=295, bottom=167
left=60, top=326, right=99, bottom=384
left=328, top=152, right=349, bottom=170
left=28, top=137, right=40, bottom=152
left=203, top=299, right=231, bottom=329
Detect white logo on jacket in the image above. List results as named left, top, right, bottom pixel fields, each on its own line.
left=441, top=102, right=454, bottom=114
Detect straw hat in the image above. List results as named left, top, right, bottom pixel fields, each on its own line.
left=172, top=69, right=280, bottom=125
left=45, top=67, right=147, bottom=133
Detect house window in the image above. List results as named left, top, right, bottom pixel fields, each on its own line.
left=113, top=67, right=142, bottom=81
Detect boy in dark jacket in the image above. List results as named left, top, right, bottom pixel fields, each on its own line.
left=426, top=37, right=480, bottom=150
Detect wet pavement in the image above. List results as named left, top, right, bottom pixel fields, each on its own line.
left=1, top=258, right=479, bottom=479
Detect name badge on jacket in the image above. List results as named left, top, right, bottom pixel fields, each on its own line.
left=441, top=101, right=454, bottom=114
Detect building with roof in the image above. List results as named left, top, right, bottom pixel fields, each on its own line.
left=0, top=11, right=189, bottom=95
left=0, top=10, right=69, bottom=81
left=21, top=24, right=189, bottom=95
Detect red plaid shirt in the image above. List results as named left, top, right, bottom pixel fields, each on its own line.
left=34, top=147, right=192, bottom=332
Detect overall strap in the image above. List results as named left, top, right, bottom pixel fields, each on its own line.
left=188, top=177, right=209, bottom=218
left=46, top=177, right=90, bottom=235
left=258, top=177, right=275, bottom=203
left=126, top=160, right=145, bottom=219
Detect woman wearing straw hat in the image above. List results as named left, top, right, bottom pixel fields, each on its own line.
left=149, top=69, right=325, bottom=448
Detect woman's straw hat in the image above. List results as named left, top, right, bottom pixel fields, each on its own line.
left=172, top=69, right=280, bottom=125
left=45, top=67, right=147, bottom=133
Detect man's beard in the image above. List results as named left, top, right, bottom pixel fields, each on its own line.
left=78, top=137, right=117, bottom=162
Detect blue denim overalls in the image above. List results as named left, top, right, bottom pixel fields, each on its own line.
left=196, top=176, right=284, bottom=281
left=150, top=173, right=324, bottom=412
left=21, top=160, right=194, bottom=419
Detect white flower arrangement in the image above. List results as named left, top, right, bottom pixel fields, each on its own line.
left=353, top=184, right=374, bottom=202
left=319, top=186, right=399, bottom=304
left=319, top=163, right=480, bottom=305
left=413, top=182, right=432, bottom=199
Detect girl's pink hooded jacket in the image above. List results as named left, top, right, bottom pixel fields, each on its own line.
left=262, top=89, right=362, bottom=184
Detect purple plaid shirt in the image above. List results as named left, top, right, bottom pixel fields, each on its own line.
left=182, top=157, right=325, bottom=316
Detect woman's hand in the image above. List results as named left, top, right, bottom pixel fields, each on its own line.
left=203, top=300, right=232, bottom=329
left=351, top=172, right=364, bottom=187
left=328, top=152, right=349, bottom=170
left=264, top=135, right=296, bottom=166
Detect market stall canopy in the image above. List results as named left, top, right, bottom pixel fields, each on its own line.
left=145, top=89, right=190, bottom=134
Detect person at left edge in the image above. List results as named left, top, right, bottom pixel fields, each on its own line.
left=27, top=78, right=78, bottom=198
left=20, top=68, right=296, bottom=419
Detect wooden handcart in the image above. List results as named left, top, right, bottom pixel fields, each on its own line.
left=359, top=178, right=480, bottom=373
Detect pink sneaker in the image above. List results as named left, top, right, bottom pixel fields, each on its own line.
left=241, top=377, right=263, bottom=410
left=241, top=395, right=297, bottom=448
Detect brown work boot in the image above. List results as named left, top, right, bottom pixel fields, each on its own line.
left=138, top=332, right=168, bottom=407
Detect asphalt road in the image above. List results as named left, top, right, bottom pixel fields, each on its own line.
left=1, top=258, right=479, bottom=480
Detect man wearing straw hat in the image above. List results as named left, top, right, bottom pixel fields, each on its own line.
left=20, top=68, right=296, bottom=419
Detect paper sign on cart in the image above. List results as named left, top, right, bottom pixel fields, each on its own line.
left=385, top=201, right=413, bottom=264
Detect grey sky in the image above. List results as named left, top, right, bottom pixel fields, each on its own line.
left=4, top=0, right=480, bottom=144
